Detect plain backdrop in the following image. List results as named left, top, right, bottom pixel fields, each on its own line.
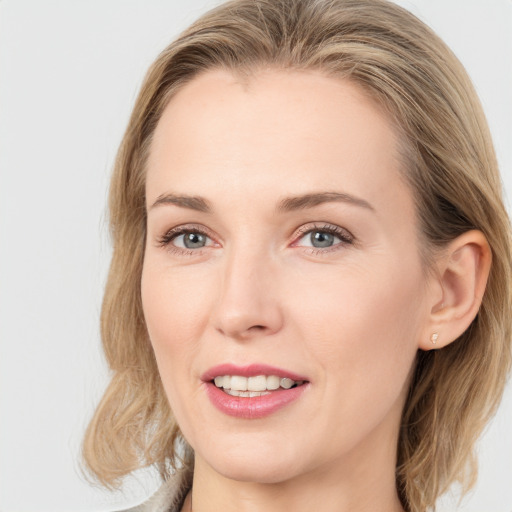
left=0, top=1, right=511, bottom=511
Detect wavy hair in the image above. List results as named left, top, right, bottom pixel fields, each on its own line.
left=82, top=1, right=512, bottom=510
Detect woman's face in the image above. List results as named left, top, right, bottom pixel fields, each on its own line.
left=142, top=69, right=434, bottom=484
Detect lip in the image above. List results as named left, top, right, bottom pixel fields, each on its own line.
left=202, top=363, right=310, bottom=420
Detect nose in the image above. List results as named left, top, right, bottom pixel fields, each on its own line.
left=211, top=247, right=284, bottom=341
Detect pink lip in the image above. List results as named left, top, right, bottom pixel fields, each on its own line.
left=202, top=363, right=310, bottom=420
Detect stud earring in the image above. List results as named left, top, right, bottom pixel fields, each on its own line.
left=431, top=332, right=439, bottom=345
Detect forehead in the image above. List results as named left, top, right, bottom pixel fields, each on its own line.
left=146, top=68, right=410, bottom=215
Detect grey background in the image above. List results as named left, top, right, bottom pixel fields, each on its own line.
left=1, top=1, right=511, bottom=511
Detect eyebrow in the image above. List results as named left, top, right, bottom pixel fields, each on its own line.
left=149, top=191, right=374, bottom=213
left=277, top=191, right=374, bottom=213
left=150, top=193, right=212, bottom=212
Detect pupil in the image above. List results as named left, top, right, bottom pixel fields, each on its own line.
left=184, top=232, right=206, bottom=249
left=311, top=231, right=334, bottom=248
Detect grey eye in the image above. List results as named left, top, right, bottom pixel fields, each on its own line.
left=182, top=232, right=207, bottom=249
left=168, top=231, right=209, bottom=250
left=309, top=231, right=337, bottom=248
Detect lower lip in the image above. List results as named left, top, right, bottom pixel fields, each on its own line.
left=204, top=382, right=308, bottom=419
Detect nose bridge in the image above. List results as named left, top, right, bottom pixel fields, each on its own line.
left=213, top=239, right=283, bottom=339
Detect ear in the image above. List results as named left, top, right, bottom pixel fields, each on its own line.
left=419, top=230, right=492, bottom=351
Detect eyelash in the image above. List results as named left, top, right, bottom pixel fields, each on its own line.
left=156, top=223, right=355, bottom=256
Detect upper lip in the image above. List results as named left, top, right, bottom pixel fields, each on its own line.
left=201, top=363, right=309, bottom=382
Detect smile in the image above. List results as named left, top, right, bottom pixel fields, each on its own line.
left=213, top=375, right=305, bottom=397
left=203, top=365, right=309, bottom=419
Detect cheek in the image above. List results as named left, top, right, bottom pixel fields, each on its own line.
left=140, top=261, right=215, bottom=403
left=290, top=257, right=424, bottom=395
left=141, top=261, right=212, bottom=347
left=292, top=255, right=424, bottom=341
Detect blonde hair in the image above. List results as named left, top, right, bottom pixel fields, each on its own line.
left=82, top=1, right=512, bottom=510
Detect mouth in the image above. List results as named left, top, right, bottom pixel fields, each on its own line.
left=212, top=374, right=306, bottom=397
left=203, top=364, right=309, bottom=419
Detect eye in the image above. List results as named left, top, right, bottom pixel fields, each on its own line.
left=303, top=231, right=339, bottom=248
left=294, top=224, right=354, bottom=250
left=174, top=231, right=210, bottom=249
left=157, top=225, right=216, bottom=252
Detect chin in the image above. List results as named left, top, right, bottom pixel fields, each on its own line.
left=216, top=458, right=299, bottom=484
left=197, top=438, right=307, bottom=484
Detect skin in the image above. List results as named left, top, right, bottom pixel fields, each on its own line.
left=141, top=69, right=488, bottom=512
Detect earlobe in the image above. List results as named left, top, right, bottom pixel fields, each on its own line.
left=419, top=230, right=492, bottom=351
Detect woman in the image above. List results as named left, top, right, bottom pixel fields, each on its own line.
left=82, top=0, right=512, bottom=511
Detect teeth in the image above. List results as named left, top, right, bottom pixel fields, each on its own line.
left=248, top=375, right=267, bottom=391
left=280, top=377, right=294, bottom=389
left=213, top=374, right=304, bottom=393
left=231, top=375, right=248, bottom=391
left=267, top=375, right=280, bottom=390
left=225, top=389, right=271, bottom=397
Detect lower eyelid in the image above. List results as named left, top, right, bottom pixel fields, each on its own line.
left=166, top=246, right=205, bottom=256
